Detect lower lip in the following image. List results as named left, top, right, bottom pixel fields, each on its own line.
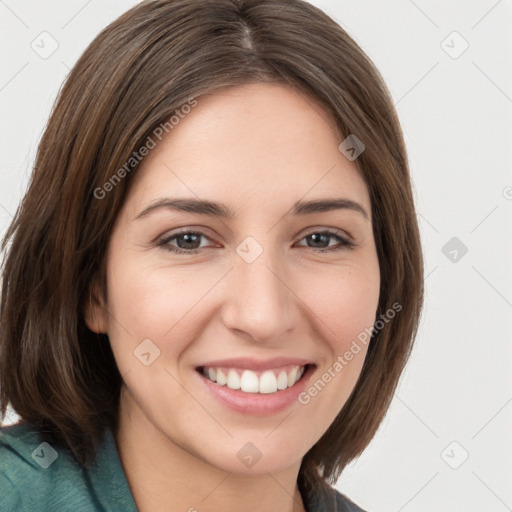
left=196, top=365, right=315, bottom=415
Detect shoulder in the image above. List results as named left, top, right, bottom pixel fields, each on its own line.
left=0, top=422, right=87, bottom=510
left=0, top=421, right=133, bottom=512
left=307, top=482, right=368, bottom=512
left=333, top=488, right=368, bottom=512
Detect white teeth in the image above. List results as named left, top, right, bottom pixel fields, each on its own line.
left=227, top=369, right=241, bottom=390
left=202, top=364, right=307, bottom=394
left=216, top=368, right=227, bottom=386
left=287, top=367, right=298, bottom=387
left=259, top=370, right=278, bottom=394
left=276, top=370, right=288, bottom=390
left=240, top=370, right=259, bottom=393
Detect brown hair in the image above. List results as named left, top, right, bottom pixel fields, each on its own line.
left=0, top=0, right=423, bottom=500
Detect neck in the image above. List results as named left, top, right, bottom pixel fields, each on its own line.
left=115, top=388, right=307, bottom=512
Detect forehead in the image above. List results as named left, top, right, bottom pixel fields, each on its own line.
left=125, top=83, right=370, bottom=215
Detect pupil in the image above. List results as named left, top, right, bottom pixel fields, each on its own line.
left=179, top=233, right=200, bottom=249
left=309, top=233, right=328, bottom=247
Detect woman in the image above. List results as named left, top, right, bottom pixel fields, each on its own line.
left=0, top=0, right=423, bottom=510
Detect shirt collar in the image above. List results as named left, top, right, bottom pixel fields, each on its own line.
left=86, top=427, right=138, bottom=511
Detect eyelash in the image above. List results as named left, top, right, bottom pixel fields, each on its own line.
left=156, top=229, right=356, bottom=255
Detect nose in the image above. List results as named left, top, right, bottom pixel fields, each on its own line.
left=220, top=244, right=299, bottom=343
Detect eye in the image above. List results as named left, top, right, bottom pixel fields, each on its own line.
left=157, top=229, right=355, bottom=255
left=157, top=230, right=214, bottom=254
left=295, top=230, right=355, bottom=252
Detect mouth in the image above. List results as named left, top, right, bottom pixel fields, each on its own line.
left=196, top=363, right=311, bottom=394
left=195, top=358, right=316, bottom=415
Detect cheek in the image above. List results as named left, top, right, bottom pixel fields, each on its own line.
left=299, top=260, right=380, bottom=350
left=293, top=260, right=379, bottom=417
left=104, top=256, right=225, bottom=356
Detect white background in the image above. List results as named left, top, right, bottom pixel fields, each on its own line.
left=1, top=1, right=511, bottom=511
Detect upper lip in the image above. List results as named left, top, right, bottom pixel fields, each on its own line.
left=196, top=357, right=313, bottom=371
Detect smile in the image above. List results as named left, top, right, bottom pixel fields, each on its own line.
left=198, top=364, right=307, bottom=394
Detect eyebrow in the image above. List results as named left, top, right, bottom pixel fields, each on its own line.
left=134, top=197, right=369, bottom=221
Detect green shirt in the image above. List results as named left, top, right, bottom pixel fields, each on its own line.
left=0, top=422, right=366, bottom=512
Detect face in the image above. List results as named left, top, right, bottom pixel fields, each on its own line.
left=86, top=83, right=380, bottom=475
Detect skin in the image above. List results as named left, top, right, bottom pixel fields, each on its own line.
left=85, top=83, right=380, bottom=512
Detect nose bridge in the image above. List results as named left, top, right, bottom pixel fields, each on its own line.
left=222, top=237, right=296, bottom=342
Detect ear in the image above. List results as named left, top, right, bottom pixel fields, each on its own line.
left=83, top=280, right=109, bottom=334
